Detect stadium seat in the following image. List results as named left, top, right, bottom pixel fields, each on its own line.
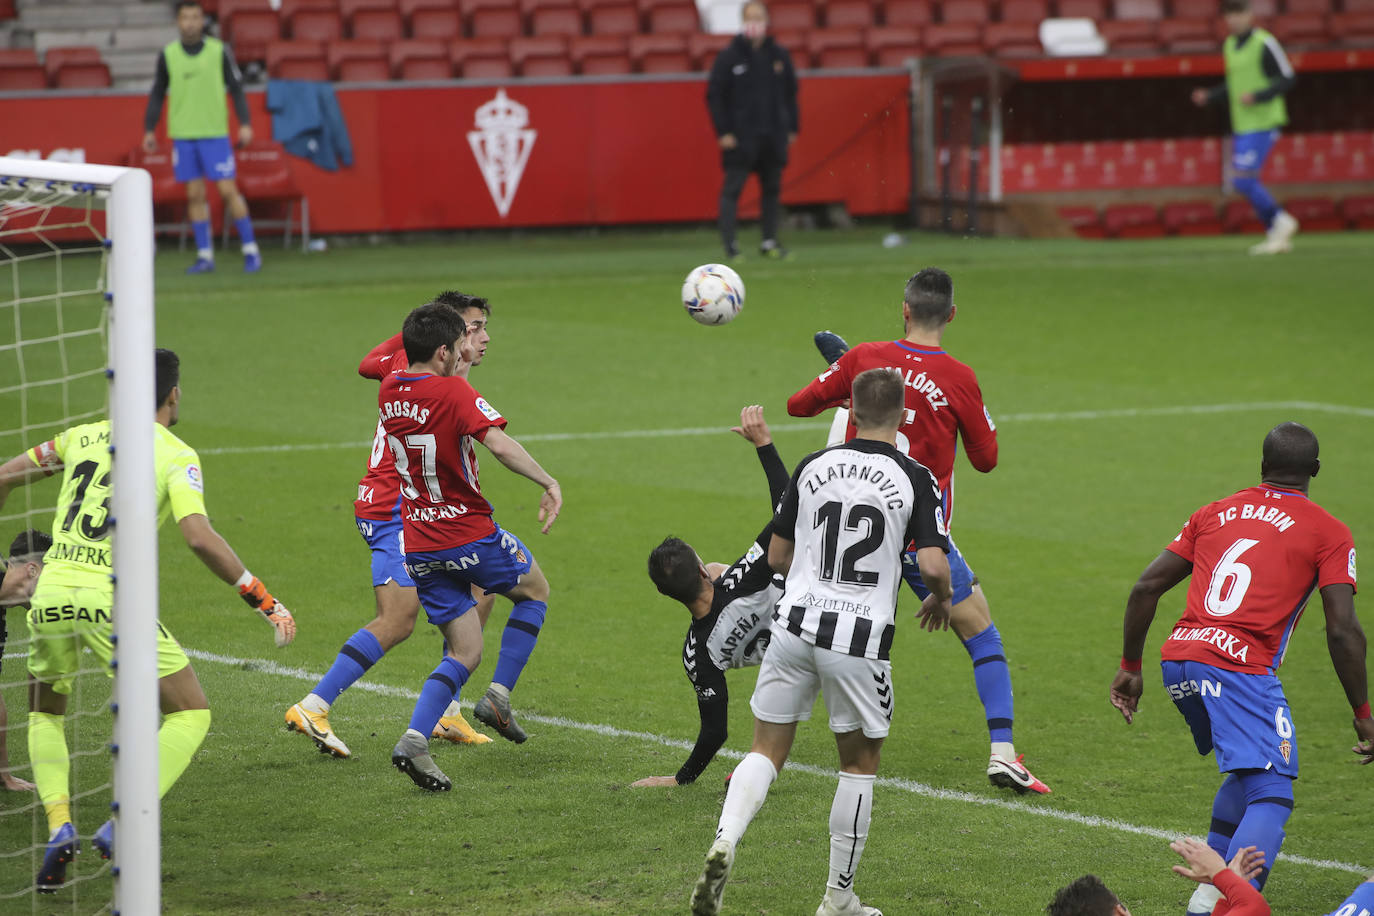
left=527, top=0, right=584, bottom=35
left=768, top=0, right=817, bottom=31
left=266, top=39, right=328, bottom=79
left=924, top=21, right=983, bottom=54
left=825, top=0, right=876, bottom=29
left=807, top=28, right=869, bottom=67
left=409, top=8, right=461, bottom=38
left=289, top=8, right=345, bottom=41
left=469, top=5, right=523, bottom=36
left=1282, top=0, right=1330, bottom=13
left=584, top=0, right=641, bottom=35
left=1347, top=0, right=1374, bottom=12
left=0, top=65, right=45, bottom=89
left=328, top=39, right=389, bottom=79
left=510, top=35, right=573, bottom=74
left=572, top=34, right=632, bottom=72
left=688, top=31, right=731, bottom=68
left=1157, top=18, right=1217, bottom=54
left=398, top=0, right=452, bottom=16
left=1221, top=199, right=1265, bottom=234
left=645, top=1, right=699, bottom=33
left=1340, top=194, right=1374, bottom=229
left=1161, top=200, right=1222, bottom=236
left=1111, top=0, right=1161, bottom=20
left=1099, top=18, right=1159, bottom=52
left=219, top=0, right=274, bottom=16
left=0, top=48, right=38, bottom=68
left=279, top=0, right=337, bottom=19
left=940, top=0, right=991, bottom=24
left=42, top=47, right=103, bottom=84
left=390, top=39, right=452, bottom=78
left=351, top=7, right=406, bottom=39
left=1330, top=12, right=1374, bottom=47
left=1268, top=13, right=1330, bottom=49
left=1103, top=203, right=1163, bottom=238
left=1054, top=0, right=1106, bottom=19
left=984, top=20, right=1042, bottom=56
left=866, top=25, right=923, bottom=66
left=630, top=33, right=692, bottom=71
left=1057, top=205, right=1105, bottom=239
left=1000, top=0, right=1049, bottom=22
left=882, top=0, right=936, bottom=27
left=340, top=0, right=395, bottom=17
left=450, top=37, right=512, bottom=76
left=224, top=9, right=282, bottom=62
left=55, top=62, right=113, bottom=89
left=233, top=142, right=310, bottom=248
left=1282, top=196, right=1344, bottom=231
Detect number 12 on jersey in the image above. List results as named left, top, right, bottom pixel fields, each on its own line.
left=814, top=500, right=885, bottom=587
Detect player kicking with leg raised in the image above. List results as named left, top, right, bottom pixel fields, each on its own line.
left=0, top=349, right=295, bottom=890
left=795, top=268, right=1049, bottom=795
left=1110, top=422, right=1372, bottom=915
left=285, top=292, right=496, bottom=757
left=635, top=405, right=790, bottom=788
left=691, top=369, right=953, bottom=916
left=383, top=302, right=561, bottom=791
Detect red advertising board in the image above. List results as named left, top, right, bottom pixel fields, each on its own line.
left=1, top=74, right=911, bottom=234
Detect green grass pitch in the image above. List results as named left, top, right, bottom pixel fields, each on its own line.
left=2, top=226, right=1373, bottom=914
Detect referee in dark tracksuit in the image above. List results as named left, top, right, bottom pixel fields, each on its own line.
left=706, top=1, right=799, bottom=261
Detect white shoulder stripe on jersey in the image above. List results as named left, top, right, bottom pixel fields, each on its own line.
left=1264, top=34, right=1295, bottom=79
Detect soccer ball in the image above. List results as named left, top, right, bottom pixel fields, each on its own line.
left=681, top=264, right=745, bottom=326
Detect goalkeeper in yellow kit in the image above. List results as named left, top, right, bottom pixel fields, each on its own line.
left=0, top=348, right=296, bottom=893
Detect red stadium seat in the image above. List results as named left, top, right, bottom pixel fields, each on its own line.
left=940, top=0, right=990, bottom=24
left=572, top=34, right=632, bottom=72
left=510, top=35, right=572, bottom=74
left=1157, top=18, right=1217, bottom=54
left=43, top=46, right=102, bottom=82
left=266, top=39, right=327, bottom=78
left=924, top=21, right=982, bottom=54
left=630, top=33, right=691, bottom=71
left=1282, top=196, right=1344, bottom=231
left=219, top=0, right=274, bottom=15
left=328, top=38, right=388, bottom=79
left=1330, top=12, right=1374, bottom=48
left=1099, top=18, right=1159, bottom=52
left=224, top=9, right=282, bottom=61
left=1055, top=0, right=1105, bottom=19
left=351, top=8, right=405, bottom=39
left=528, top=0, right=584, bottom=35
left=0, top=65, right=44, bottom=89
left=825, top=0, right=876, bottom=29
left=1282, top=0, right=1330, bottom=13
left=289, top=8, right=344, bottom=41
left=645, top=1, right=699, bottom=33
left=1222, top=199, right=1265, bottom=234
left=450, top=36, right=511, bottom=75
left=470, top=5, right=522, bottom=37
left=688, top=31, right=731, bottom=68
left=340, top=0, right=394, bottom=17
left=411, top=7, right=462, bottom=37
left=1057, top=205, right=1104, bottom=239
left=1347, top=0, right=1374, bottom=12
left=1340, top=194, right=1374, bottom=229
left=1111, top=0, right=1161, bottom=20
left=1000, top=0, right=1048, bottom=21
left=233, top=142, right=310, bottom=247
left=808, top=28, right=869, bottom=67
left=882, top=0, right=935, bottom=27
left=279, top=0, right=336, bottom=19
left=584, top=0, right=640, bottom=34
left=866, top=25, right=922, bottom=65
left=984, top=20, right=1041, bottom=56
left=1103, top=203, right=1163, bottom=238
left=390, top=39, right=451, bottom=77
left=0, top=48, right=38, bottom=67
left=1161, top=200, right=1222, bottom=236
left=1268, top=13, right=1330, bottom=49
left=398, top=0, right=452, bottom=16
left=768, top=0, right=817, bottom=31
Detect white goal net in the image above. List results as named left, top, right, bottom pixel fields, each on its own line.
left=0, top=158, right=158, bottom=915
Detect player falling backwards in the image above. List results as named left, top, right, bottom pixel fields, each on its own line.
left=384, top=301, right=562, bottom=791
left=792, top=267, right=1049, bottom=795
left=285, top=292, right=497, bottom=757
left=0, top=348, right=296, bottom=891
left=1110, top=422, right=1371, bottom=916
left=637, top=405, right=789, bottom=788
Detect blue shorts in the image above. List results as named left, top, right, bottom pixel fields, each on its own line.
left=356, top=516, right=414, bottom=589
left=1231, top=129, right=1280, bottom=176
left=405, top=526, right=533, bottom=626
left=902, top=536, right=976, bottom=605
left=1324, top=879, right=1374, bottom=916
left=1161, top=659, right=1298, bottom=777
left=172, top=136, right=236, bottom=183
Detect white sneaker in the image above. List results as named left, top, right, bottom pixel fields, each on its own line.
left=1272, top=210, right=1299, bottom=244
left=1249, top=211, right=1298, bottom=255
left=690, top=839, right=734, bottom=916
left=1186, top=881, right=1223, bottom=914
left=817, top=888, right=884, bottom=916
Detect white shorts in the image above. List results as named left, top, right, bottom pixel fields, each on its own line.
left=749, top=627, right=893, bottom=739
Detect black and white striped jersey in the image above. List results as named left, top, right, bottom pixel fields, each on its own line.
left=772, top=438, right=948, bottom=661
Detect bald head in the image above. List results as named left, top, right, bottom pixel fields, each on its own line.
left=1261, top=422, right=1320, bottom=488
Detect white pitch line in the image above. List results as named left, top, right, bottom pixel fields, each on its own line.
left=185, top=646, right=1370, bottom=877
left=196, top=400, right=1374, bottom=457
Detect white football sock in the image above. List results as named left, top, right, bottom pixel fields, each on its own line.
left=828, top=772, right=874, bottom=895
left=827, top=408, right=850, bottom=447
left=197, top=248, right=214, bottom=261
left=1186, top=882, right=1223, bottom=914
left=442, top=700, right=462, bottom=718
left=715, top=752, right=777, bottom=847
left=301, top=693, right=328, bottom=715
left=242, top=241, right=260, bottom=256
left=991, top=741, right=1016, bottom=760
left=487, top=683, right=510, bottom=702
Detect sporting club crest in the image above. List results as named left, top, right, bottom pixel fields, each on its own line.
left=468, top=89, right=536, bottom=219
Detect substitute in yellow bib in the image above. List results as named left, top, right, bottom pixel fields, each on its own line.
left=0, top=349, right=297, bottom=893
left=142, top=0, right=262, bottom=274
left=1191, top=0, right=1299, bottom=256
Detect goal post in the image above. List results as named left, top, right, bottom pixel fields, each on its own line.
left=0, top=156, right=159, bottom=914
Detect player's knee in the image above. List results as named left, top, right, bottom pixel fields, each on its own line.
left=1232, top=173, right=1260, bottom=195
